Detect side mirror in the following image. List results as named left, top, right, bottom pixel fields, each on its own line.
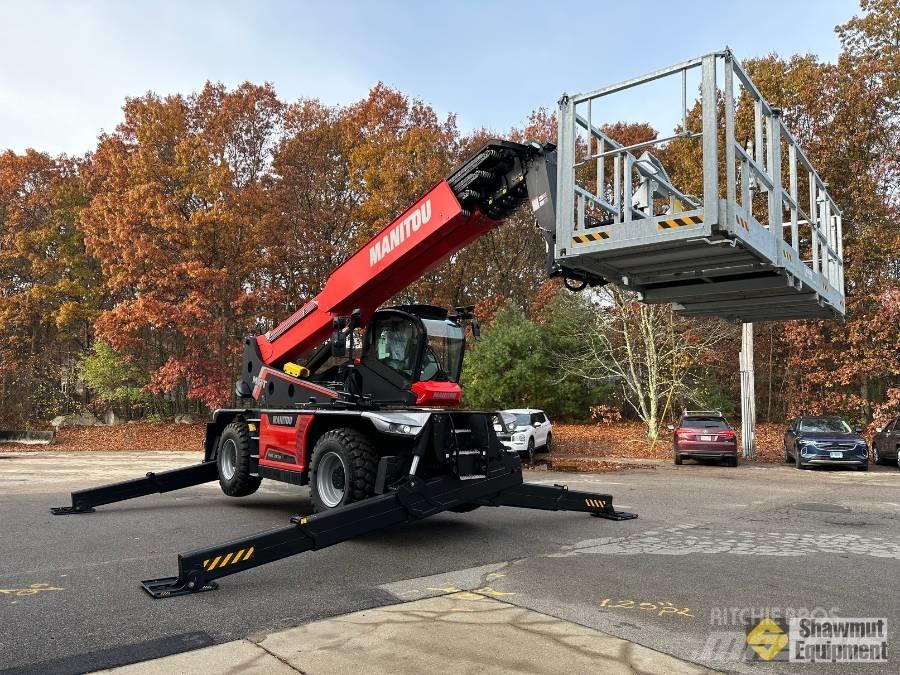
left=667, top=424, right=674, bottom=431
left=330, top=330, right=346, bottom=357
left=854, top=426, right=863, bottom=434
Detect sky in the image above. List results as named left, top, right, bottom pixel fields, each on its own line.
left=1, top=0, right=858, bottom=156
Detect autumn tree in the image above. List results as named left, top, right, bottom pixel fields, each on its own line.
left=0, top=150, right=95, bottom=425
left=80, top=83, right=283, bottom=410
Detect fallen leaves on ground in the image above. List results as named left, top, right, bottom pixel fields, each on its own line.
left=0, top=422, right=205, bottom=452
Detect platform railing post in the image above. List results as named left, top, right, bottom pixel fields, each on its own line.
left=556, top=95, right=575, bottom=255
left=701, top=54, right=718, bottom=225
left=724, top=54, right=736, bottom=231
left=767, top=112, right=782, bottom=244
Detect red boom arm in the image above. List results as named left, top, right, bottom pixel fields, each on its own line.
left=257, top=180, right=502, bottom=368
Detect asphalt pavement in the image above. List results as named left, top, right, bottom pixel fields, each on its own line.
left=1, top=451, right=898, bottom=674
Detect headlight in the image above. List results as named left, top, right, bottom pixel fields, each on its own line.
left=798, top=440, right=818, bottom=454
left=857, top=443, right=869, bottom=455
left=388, top=423, right=413, bottom=435
left=512, top=433, right=528, bottom=442
left=363, top=412, right=428, bottom=436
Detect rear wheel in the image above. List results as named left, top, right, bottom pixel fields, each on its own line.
left=725, top=455, right=738, bottom=467
left=309, top=428, right=377, bottom=512
left=674, top=450, right=683, bottom=465
left=217, top=421, right=262, bottom=497
left=872, top=445, right=881, bottom=465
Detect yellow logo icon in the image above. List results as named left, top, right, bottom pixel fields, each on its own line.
left=746, top=618, right=788, bottom=661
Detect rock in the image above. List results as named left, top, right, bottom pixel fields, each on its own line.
left=175, top=414, right=195, bottom=424
left=51, top=412, right=102, bottom=429
left=103, top=409, right=125, bottom=426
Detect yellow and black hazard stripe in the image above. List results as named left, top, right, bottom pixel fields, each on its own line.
left=572, top=231, right=610, bottom=245
left=203, top=546, right=254, bottom=571
left=657, top=214, right=703, bottom=231
left=736, top=215, right=750, bottom=230
left=782, top=249, right=794, bottom=263
left=584, top=498, right=607, bottom=509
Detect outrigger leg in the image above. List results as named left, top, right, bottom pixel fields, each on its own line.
left=50, top=462, right=219, bottom=515
left=141, top=469, right=635, bottom=598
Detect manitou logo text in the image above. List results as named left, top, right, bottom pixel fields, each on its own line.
left=369, top=199, right=432, bottom=266
left=270, top=415, right=295, bottom=426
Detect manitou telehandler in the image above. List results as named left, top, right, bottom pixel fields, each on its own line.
left=52, top=51, right=846, bottom=598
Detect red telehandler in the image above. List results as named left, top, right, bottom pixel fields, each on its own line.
left=50, top=50, right=846, bottom=598
left=52, top=140, right=630, bottom=598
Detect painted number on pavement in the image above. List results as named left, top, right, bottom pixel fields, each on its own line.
left=599, top=598, right=694, bottom=618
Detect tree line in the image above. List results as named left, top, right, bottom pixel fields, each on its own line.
left=0, top=1, right=896, bottom=432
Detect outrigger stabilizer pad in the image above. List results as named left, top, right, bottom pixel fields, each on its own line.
left=139, top=467, right=637, bottom=598
left=50, top=462, right=219, bottom=516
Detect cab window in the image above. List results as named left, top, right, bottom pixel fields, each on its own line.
left=364, top=315, right=421, bottom=380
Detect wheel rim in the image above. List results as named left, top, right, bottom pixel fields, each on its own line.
left=318, top=451, right=347, bottom=508
left=220, top=439, right=237, bottom=480
left=873, top=446, right=879, bottom=463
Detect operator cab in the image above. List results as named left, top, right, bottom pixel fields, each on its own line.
left=356, top=305, right=466, bottom=406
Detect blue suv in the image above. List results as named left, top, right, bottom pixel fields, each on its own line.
left=784, top=416, right=868, bottom=471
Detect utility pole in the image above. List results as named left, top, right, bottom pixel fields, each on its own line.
left=739, top=322, right=756, bottom=459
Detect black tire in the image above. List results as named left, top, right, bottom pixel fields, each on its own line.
left=872, top=445, right=881, bottom=465
left=674, top=451, right=683, bottom=465
left=525, top=437, right=536, bottom=465
left=784, top=446, right=792, bottom=463
left=725, top=456, right=738, bottom=467
left=795, top=449, right=804, bottom=470
left=309, top=428, right=377, bottom=512
left=217, top=420, right=262, bottom=497
left=544, top=432, right=553, bottom=453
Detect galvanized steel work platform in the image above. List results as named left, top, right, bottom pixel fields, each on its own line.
left=553, top=50, right=845, bottom=322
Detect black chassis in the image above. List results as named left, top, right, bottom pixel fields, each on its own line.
left=51, top=405, right=636, bottom=598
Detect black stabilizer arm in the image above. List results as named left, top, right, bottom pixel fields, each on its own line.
left=476, top=482, right=638, bottom=521
left=142, top=464, right=524, bottom=598
left=50, top=462, right=219, bottom=515
left=141, top=460, right=635, bottom=598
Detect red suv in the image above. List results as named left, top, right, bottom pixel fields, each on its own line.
left=671, top=411, right=738, bottom=466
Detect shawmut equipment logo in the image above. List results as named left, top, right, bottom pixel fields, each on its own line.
left=369, top=199, right=432, bottom=266
left=746, top=618, right=789, bottom=661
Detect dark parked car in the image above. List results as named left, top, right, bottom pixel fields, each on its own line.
left=670, top=411, right=738, bottom=466
left=784, top=416, right=868, bottom=470
left=872, top=416, right=900, bottom=468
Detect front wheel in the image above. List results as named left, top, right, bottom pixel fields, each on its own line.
left=217, top=420, right=262, bottom=497
left=525, top=438, right=535, bottom=465
left=544, top=432, right=553, bottom=453
left=309, top=428, right=377, bottom=512
left=795, top=450, right=804, bottom=470
left=872, top=445, right=881, bottom=465
left=784, top=446, right=792, bottom=463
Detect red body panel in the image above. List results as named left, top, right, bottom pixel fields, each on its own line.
left=258, top=413, right=314, bottom=472
left=411, top=380, right=462, bottom=406
left=256, top=180, right=500, bottom=368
